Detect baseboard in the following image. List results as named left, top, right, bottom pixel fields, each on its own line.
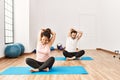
left=0, top=56, right=5, bottom=60
left=0, top=48, right=116, bottom=59
left=96, top=48, right=116, bottom=55
left=0, top=52, right=32, bottom=59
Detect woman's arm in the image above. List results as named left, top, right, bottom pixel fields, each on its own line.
left=48, top=30, right=56, bottom=47
left=37, top=29, right=45, bottom=43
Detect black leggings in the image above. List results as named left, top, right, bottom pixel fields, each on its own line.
left=26, top=57, right=55, bottom=71
left=63, top=50, right=85, bottom=58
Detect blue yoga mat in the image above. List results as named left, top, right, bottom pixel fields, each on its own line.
left=55, top=56, right=93, bottom=61
left=0, top=66, right=88, bottom=75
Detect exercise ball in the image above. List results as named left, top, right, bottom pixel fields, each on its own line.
left=50, top=46, right=55, bottom=51
left=5, top=44, right=21, bottom=58
left=15, top=43, right=25, bottom=55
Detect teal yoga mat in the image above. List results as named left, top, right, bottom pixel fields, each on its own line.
left=55, top=56, right=93, bottom=61
left=0, top=66, right=88, bottom=75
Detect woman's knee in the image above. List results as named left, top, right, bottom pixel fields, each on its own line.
left=49, top=57, right=55, bottom=62
left=42, top=57, right=55, bottom=68
left=26, top=58, right=34, bottom=64
left=26, top=58, right=30, bottom=63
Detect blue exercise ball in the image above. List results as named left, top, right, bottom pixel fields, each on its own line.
left=5, top=44, right=21, bottom=58
left=15, top=43, right=25, bottom=55
left=50, top=46, right=55, bottom=51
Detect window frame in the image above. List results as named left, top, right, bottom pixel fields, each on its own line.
left=4, top=0, right=14, bottom=44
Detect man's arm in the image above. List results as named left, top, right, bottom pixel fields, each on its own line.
left=76, top=30, right=83, bottom=40
left=68, top=28, right=76, bottom=37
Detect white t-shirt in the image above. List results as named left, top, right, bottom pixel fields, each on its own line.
left=65, top=37, right=78, bottom=52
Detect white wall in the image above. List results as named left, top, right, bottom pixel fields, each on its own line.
left=0, top=0, right=5, bottom=57
left=1, top=0, right=119, bottom=56
left=19, top=0, right=120, bottom=52
left=97, top=0, right=120, bottom=51
left=30, top=0, right=98, bottom=50
left=14, top=0, right=30, bottom=52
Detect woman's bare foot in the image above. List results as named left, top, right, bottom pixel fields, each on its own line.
left=30, top=68, right=39, bottom=72
left=43, top=67, right=49, bottom=72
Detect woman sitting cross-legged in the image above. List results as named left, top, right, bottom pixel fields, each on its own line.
left=26, top=28, right=56, bottom=72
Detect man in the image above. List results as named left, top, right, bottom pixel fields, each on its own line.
left=63, top=28, right=85, bottom=60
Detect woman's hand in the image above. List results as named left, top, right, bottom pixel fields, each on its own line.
left=51, top=30, right=56, bottom=35
left=48, top=30, right=56, bottom=47
left=40, top=28, right=45, bottom=33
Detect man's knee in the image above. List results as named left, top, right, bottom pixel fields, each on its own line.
left=80, top=50, right=85, bottom=55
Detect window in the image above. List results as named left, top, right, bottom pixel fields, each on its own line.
left=4, top=0, right=14, bottom=44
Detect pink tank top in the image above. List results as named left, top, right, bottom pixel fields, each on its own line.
left=36, top=42, right=50, bottom=62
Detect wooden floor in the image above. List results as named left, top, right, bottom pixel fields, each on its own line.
left=0, top=50, right=120, bottom=80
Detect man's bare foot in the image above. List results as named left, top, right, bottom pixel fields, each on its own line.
left=30, top=68, right=39, bottom=72
left=73, top=57, right=80, bottom=60
left=43, top=67, right=49, bottom=72
left=66, top=56, right=76, bottom=61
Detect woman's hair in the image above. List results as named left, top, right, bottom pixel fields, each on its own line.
left=41, top=28, right=51, bottom=39
left=71, top=29, right=77, bottom=34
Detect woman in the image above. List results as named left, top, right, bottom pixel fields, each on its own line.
left=26, top=28, right=56, bottom=72
left=63, top=28, right=85, bottom=60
